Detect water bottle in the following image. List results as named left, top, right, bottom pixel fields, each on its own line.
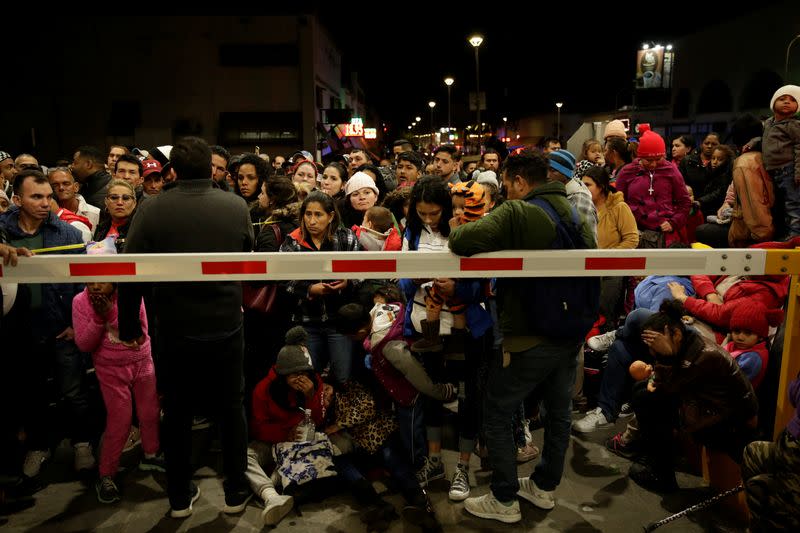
left=296, top=408, right=313, bottom=442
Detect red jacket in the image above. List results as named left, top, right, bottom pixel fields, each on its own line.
left=250, top=367, right=325, bottom=443
left=685, top=274, right=788, bottom=329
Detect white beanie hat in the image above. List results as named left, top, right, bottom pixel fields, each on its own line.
left=344, top=171, right=380, bottom=197
left=475, top=170, right=498, bottom=187
left=769, top=85, right=800, bottom=113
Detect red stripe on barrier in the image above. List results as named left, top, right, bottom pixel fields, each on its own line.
left=201, top=261, right=267, bottom=275
left=70, top=262, right=137, bottom=277
left=331, top=259, right=397, bottom=273
left=585, top=257, right=646, bottom=270
left=460, top=258, right=523, bottom=271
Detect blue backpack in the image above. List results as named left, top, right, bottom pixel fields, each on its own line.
left=497, top=196, right=600, bottom=340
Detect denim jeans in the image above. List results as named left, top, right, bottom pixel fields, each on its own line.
left=484, top=339, right=580, bottom=501
left=773, top=164, right=800, bottom=237
left=305, top=325, right=354, bottom=384
left=26, top=337, right=92, bottom=449
left=596, top=308, right=654, bottom=421
left=396, top=401, right=427, bottom=470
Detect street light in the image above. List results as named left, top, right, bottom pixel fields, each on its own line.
left=555, top=102, right=563, bottom=139
left=786, top=34, right=800, bottom=82
left=428, top=101, right=437, bottom=147
left=415, top=116, right=421, bottom=122
left=444, top=77, right=454, bottom=131
left=468, top=34, right=483, bottom=129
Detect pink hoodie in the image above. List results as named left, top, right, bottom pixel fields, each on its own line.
left=72, top=288, right=151, bottom=367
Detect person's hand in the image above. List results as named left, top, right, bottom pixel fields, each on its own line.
left=121, top=335, right=146, bottom=349
left=309, top=283, right=329, bottom=298
left=647, top=380, right=657, bottom=392
left=0, top=244, right=33, bottom=266
left=660, top=221, right=673, bottom=233
left=89, top=293, right=113, bottom=316
left=667, top=281, right=688, bottom=303
left=448, top=216, right=461, bottom=230
left=717, top=203, right=731, bottom=218
left=641, top=327, right=674, bottom=357
left=289, top=374, right=315, bottom=397
left=325, top=279, right=348, bottom=293
left=706, top=294, right=723, bottom=305
left=56, top=327, right=75, bottom=341
left=291, top=425, right=307, bottom=441
left=433, top=278, right=455, bottom=297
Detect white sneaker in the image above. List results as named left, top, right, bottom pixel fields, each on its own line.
left=74, top=442, right=96, bottom=472
left=587, top=330, right=617, bottom=352
left=448, top=465, right=470, bottom=501
left=573, top=407, right=612, bottom=433
left=23, top=450, right=51, bottom=477
left=464, top=492, right=521, bottom=523
left=517, top=478, right=555, bottom=510
left=261, top=492, right=294, bottom=526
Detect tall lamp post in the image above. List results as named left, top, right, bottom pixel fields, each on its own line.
left=444, top=77, right=454, bottom=131
left=555, top=102, right=563, bottom=139
left=787, top=34, right=800, bottom=82
left=468, top=35, right=483, bottom=129
left=428, top=101, right=437, bottom=148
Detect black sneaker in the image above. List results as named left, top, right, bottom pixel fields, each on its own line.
left=96, top=476, right=120, bottom=504
left=170, top=483, right=201, bottom=518
left=222, top=487, right=253, bottom=514
left=139, top=454, right=166, bottom=472
left=605, top=432, right=640, bottom=459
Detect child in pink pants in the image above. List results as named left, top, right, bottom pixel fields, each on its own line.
left=73, top=281, right=162, bottom=504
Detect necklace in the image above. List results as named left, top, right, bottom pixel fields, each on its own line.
left=648, top=172, right=655, bottom=195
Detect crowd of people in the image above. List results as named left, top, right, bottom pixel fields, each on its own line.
left=0, top=84, right=799, bottom=531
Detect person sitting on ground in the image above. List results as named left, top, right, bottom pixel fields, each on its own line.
left=628, top=299, right=759, bottom=493
left=723, top=301, right=784, bottom=389
left=741, top=370, right=800, bottom=532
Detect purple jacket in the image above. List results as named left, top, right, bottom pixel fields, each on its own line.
left=789, top=377, right=800, bottom=439
left=615, top=159, right=692, bottom=231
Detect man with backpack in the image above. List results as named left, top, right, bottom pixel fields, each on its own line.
left=448, top=149, right=598, bottom=524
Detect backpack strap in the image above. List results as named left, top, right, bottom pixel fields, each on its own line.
left=528, top=196, right=584, bottom=249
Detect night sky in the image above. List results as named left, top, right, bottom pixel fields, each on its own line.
left=318, top=3, right=786, bottom=133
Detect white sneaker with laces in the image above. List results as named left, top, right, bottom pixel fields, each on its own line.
left=23, top=450, right=51, bottom=478
left=464, top=492, right=521, bottom=523
left=261, top=491, right=294, bottom=526
left=517, top=478, right=555, bottom=510
left=573, top=407, right=612, bottom=433
left=74, top=442, right=96, bottom=472
left=587, top=330, right=617, bottom=352
left=448, top=465, right=470, bottom=501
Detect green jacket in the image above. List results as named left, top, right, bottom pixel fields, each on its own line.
left=449, top=181, right=592, bottom=339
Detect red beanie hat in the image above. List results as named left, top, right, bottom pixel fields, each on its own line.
left=729, top=301, right=784, bottom=339
left=637, top=130, right=666, bottom=158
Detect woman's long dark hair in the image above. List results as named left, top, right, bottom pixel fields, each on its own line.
left=404, top=175, right=453, bottom=249
left=300, top=190, right=341, bottom=243
left=583, top=166, right=612, bottom=197
left=265, top=177, right=298, bottom=211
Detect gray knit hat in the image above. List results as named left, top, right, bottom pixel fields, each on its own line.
left=275, top=326, right=313, bottom=375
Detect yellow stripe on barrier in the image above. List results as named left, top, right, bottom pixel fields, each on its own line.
left=775, top=273, right=800, bottom=440
left=764, top=248, right=800, bottom=275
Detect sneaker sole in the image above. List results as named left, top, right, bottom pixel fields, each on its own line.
left=517, top=489, right=555, bottom=510
left=262, top=497, right=294, bottom=526
left=572, top=422, right=614, bottom=434
left=222, top=492, right=253, bottom=514
left=464, top=503, right=521, bottom=523
left=170, top=487, right=201, bottom=518
left=448, top=490, right=470, bottom=502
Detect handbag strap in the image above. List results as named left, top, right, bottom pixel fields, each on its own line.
left=270, top=221, right=282, bottom=247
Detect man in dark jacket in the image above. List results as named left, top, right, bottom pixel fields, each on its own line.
left=118, top=137, right=254, bottom=518
left=0, top=170, right=91, bottom=480
left=449, top=149, right=593, bottom=524
left=70, top=146, right=112, bottom=210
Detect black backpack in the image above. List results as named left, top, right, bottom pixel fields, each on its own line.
left=497, top=196, right=600, bottom=340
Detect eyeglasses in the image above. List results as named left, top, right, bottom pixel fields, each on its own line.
left=106, top=194, right=135, bottom=202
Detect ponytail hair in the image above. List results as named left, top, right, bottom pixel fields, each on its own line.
left=642, top=299, right=687, bottom=337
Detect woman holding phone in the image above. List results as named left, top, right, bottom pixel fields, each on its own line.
left=279, top=191, right=361, bottom=384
